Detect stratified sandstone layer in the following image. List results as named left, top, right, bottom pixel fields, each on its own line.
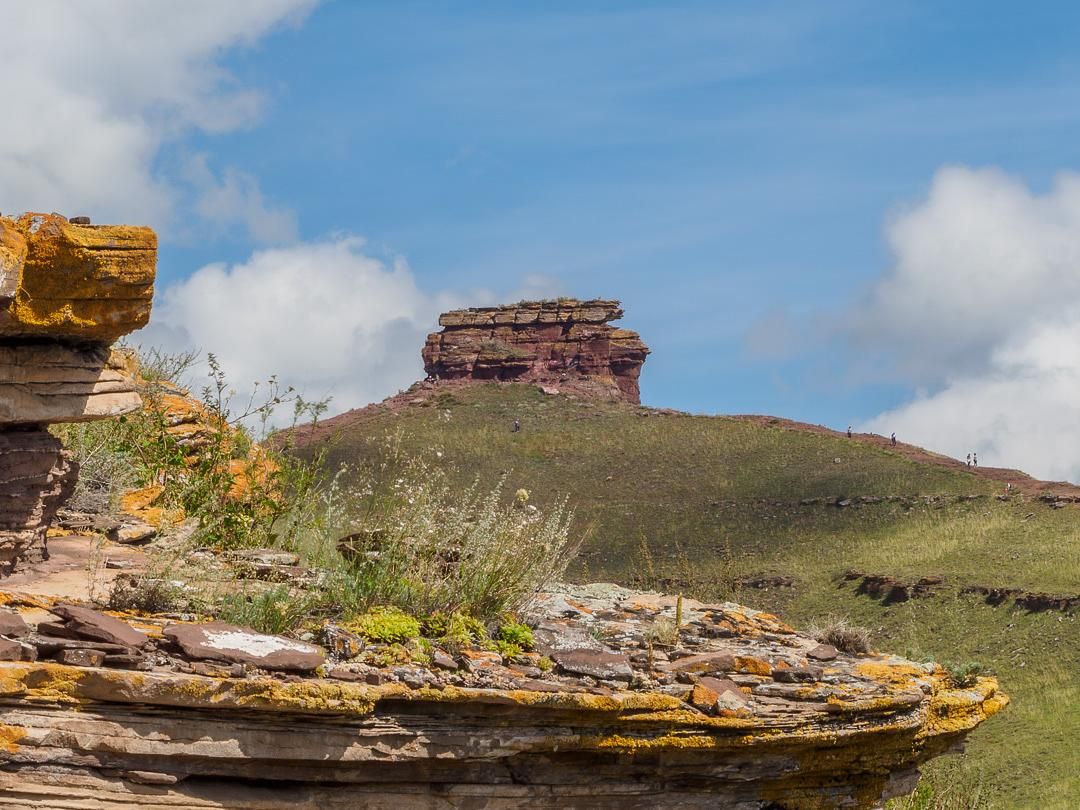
left=0, top=584, right=1006, bottom=809
left=422, top=299, right=650, bottom=403
left=0, top=213, right=155, bottom=569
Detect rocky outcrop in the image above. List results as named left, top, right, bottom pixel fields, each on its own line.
left=0, top=583, right=1006, bottom=808
left=0, top=213, right=156, bottom=569
left=422, top=299, right=650, bottom=403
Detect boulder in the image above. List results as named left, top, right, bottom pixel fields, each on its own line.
left=163, top=621, right=326, bottom=672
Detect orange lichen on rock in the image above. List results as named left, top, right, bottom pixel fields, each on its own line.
left=0, top=213, right=156, bottom=341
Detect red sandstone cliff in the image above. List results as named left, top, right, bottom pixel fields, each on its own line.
left=422, top=299, right=650, bottom=403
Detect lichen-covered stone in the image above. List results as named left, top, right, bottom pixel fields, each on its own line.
left=0, top=213, right=156, bottom=342
left=0, top=582, right=1007, bottom=808
left=422, top=299, right=650, bottom=403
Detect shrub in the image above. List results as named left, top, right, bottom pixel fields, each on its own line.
left=217, top=586, right=315, bottom=635
left=313, top=442, right=580, bottom=621
left=941, top=660, right=987, bottom=688
left=498, top=621, right=534, bottom=650
left=807, top=615, right=872, bottom=655
left=348, top=607, right=421, bottom=644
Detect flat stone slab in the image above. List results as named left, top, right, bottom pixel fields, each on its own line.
left=0, top=610, right=28, bottom=638
left=163, top=621, right=326, bottom=672
left=552, top=648, right=633, bottom=682
left=49, top=605, right=148, bottom=649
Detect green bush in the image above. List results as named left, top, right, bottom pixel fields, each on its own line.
left=497, top=621, right=534, bottom=650
left=348, top=607, right=421, bottom=644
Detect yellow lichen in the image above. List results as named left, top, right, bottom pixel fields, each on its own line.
left=0, top=724, right=26, bottom=754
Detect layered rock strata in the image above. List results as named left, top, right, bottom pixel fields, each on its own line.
left=422, top=299, right=650, bottom=403
left=0, top=584, right=1006, bottom=808
left=0, top=213, right=155, bottom=569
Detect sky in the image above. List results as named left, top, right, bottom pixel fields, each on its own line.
left=6, top=1, right=1080, bottom=481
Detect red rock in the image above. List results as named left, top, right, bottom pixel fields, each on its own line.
left=422, top=299, right=650, bottom=403
left=0, top=610, right=28, bottom=637
left=50, top=604, right=148, bottom=649
left=0, top=637, right=34, bottom=661
left=163, top=621, right=326, bottom=672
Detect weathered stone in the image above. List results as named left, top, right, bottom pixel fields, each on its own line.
left=0, top=610, right=28, bottom=637
left=422, top=299, right=650, bottom=403
left=666, top=651, right=737, bottom=674
left=26, top=636, right=128, bottom=656
left=0, top=637, right=34, bottom=661
left=163, top=621, right=326, bottom=672
left=553, top=648, right=634, bottom=682
left=56, top=648, right=106, bottom=667
left=50, top=604, right=149, bottom=649
left=0, top=429, right=77, bottom=567
left=0, top=344, right=140, bottom=425
left=102, top=654, right=150, bottom=670
left=432, top=650, right=459, bottom=670
left=807, top=643, right=839, bottom=661
left=106, top=518, right=157, bottom=545
left=773, top=666, right=824, bottom=683
left=0, top=213, right=156, bottom=342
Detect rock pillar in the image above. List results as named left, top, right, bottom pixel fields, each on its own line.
left=0, top=212, right=156, bottom=569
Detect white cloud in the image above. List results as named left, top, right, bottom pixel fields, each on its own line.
left=858, top=167, right=1080, bottom=481
left=141, top=238, right=463, bottom=419
left=0, top=1, right=315, bottom=234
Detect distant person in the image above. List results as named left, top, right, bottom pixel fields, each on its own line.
left=847, top=426, right=852, bottom=438
left=966, top=453, right=971, bottom=467
left=891, top=432, right=897, bottom=446
left=973, top=452, right=978, bottom=467
left=512, top=418, right=521, bottom=433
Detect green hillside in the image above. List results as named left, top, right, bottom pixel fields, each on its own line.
left=297, top=383, right=1080, bottom=809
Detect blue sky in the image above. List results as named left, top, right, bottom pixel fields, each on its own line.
left=9, top=2, right=1080, bottom=479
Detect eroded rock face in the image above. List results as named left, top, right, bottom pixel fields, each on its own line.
left=0, top=583, right=1007, bottom=809
left=0, top=213, right=156, bottom=571
left=422, top=299, right=650, bottom=403
left=0, top=430, right=77, bottom=568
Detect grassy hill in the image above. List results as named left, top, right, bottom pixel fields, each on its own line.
left=295, top=382, right=1079, bottom=809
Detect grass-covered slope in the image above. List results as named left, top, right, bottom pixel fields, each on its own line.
left=297, top=383, right=1079, bottom=809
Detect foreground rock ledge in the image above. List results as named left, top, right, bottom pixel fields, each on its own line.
left=0, top=586, right=1006, bottom=810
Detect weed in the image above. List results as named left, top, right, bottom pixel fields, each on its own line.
left=807, top=615, right=872, bottom=655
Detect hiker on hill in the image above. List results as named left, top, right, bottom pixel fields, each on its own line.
left=847, top=426, right=852, bottom=438
left=512, top=418, right=521, bottom=433
left=973, top=452, right=978, bottom=467
left=891, top=432, right=897, bottom=446
left=966, top=453, right=971, bottom=467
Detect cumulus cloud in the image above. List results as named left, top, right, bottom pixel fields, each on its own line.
left=858, top=167, right=1080, bottom=481
left=0, top=1, right=314, bottom=234
left=141, top=238, right=466, bottom=418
